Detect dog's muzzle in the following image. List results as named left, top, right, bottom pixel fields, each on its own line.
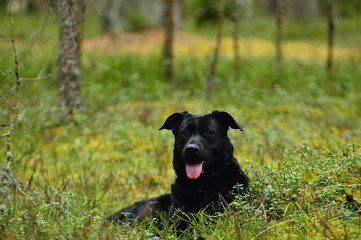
left=182, top=139, right=203, bottom=160
left=184, top=142, right=200, bottom=155
left=182, top=139, right=205, bottom=179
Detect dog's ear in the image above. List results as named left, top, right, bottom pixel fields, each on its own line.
left=212, top=110, right=244, bottom=131
left=159, top=111, right=188, bottom=131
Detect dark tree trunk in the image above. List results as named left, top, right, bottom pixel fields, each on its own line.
left=326, top=0, right=335, bottom=77
left=205, top=0, right=226, bottom=98
left=275, top=0, right=284, bottom=81
left=56, top=0, right=85, bottom=114
left=24, top=0, right=41, bottom=13
left=232, top=0, right=241, bottom=77
left=164, top=0, right=174, bottom=82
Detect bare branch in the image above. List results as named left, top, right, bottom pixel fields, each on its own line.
left=250, top=219, right=293, bottom=240
left=5, top=37, right=22, bottom=169
left=0, top=68, right=8, bottom=80
left=0, top=15, right=14, bottom=33
left=20, top=67, right=61, bottom=82
left=19, top=16, right=55, bottom=56
left=0, top=94, right=16, bottom=113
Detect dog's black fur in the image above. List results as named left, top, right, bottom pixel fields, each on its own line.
left=107, top=110, right=249, bottom=228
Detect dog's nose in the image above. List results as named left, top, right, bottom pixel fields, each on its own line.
left=185, top=143, right=200, bottom=155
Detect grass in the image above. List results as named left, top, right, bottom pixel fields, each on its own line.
left=1, top=11, right=360, bottom=239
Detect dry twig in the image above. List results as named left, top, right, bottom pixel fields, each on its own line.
left=250, top=219, right=293, bottom=240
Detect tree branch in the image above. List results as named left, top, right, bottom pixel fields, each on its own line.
left=0, top=94, right=16, bottom=113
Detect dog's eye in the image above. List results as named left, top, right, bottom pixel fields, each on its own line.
left=204, top=130, right=214, bottom=136
left=181, top=130, right=189, bottom=136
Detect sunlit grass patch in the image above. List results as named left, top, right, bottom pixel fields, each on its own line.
left=83, top=32, right=360, bottom=62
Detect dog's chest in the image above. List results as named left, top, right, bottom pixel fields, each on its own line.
left=172, top=180, right=230, bottom=211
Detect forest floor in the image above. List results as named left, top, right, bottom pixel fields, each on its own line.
left=83, top=28, right=358, bottom=61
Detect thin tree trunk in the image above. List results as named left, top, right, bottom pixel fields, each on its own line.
left=232, top=0, right=241, bottom=77
left=326, top=0, right=335, bottom=77
left=24, top=0, right=39, bottom=13
left=56, top=0, right=85, bottom=115
left=275, top=0, right=285, bottom=79
left=205, top=0, right=226, bottom=98
left=164, top=0, right=174, bottom=82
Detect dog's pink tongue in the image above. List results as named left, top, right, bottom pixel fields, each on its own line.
left=186, top=163, right=203, bottom=179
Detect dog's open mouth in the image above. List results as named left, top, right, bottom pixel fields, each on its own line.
left=185, top=162, right=204, bottom=179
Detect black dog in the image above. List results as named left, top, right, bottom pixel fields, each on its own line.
left=107, top=110, right=249, bottom=228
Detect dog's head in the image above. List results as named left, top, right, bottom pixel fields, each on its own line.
left=159, top=110, right=243, bottom=181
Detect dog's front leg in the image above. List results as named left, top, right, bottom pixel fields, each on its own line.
left=166, top=203, right=175, bottom=220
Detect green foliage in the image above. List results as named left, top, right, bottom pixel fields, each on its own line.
left=126, top=8, right=149, bottom=31
left=185, top=0, right=231, bottom=25
left=230, top=143, right=360, bottom=239
left=335, top=0, right=361, bottom=17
